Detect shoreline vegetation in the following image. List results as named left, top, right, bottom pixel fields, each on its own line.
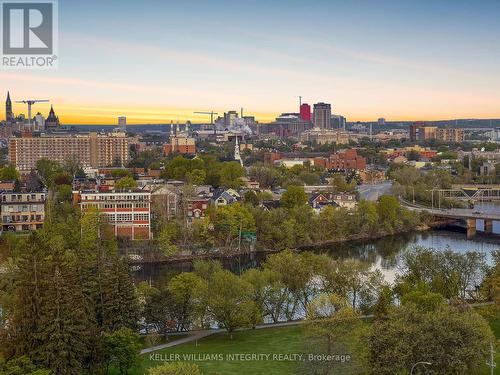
left=125, top=223, right=436, bottom=265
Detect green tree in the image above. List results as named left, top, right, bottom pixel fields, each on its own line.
left=280, top=185, right=307, bottom=209
left=101, top=258, right=140, bottom=332
left=219, top=162, right=245, bottom=188
left=303, top=294, right=367, bottom=374
left=204, top=269, right=254, bottom=338
left=115, top=176, right=137, bottom=190
left=35, top=159, right=61, bottom=187
left=167, top=272, right=204, bottom=331
left=0, top=356, right=52, bottom=375
left=185, top=169, right=206, bottom=185
left=0, top=164, right=20, bottom=182
left=369, top=301, right=494, bottom=374
left=157, top=222, right=181, bottom=257
left=103, top=328, right=141, bottom=375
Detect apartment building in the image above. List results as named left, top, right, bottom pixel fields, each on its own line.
left=9, top=132, right=129, bottom=171
left=163, top=135, right=196, bottom=155
left=0, top=191, right=46, bottom=232
left=75, top=190, right=151, bottom=240
left=436, top=128, right=465, bottom=142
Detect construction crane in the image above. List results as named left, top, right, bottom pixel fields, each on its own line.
left=194, top=111, right=218, bottom=137
left=15, top=99, right=49, bottom=127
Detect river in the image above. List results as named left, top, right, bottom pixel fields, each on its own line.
left=133, top=229, right=499, bottom=287
left=133, top=202, right=500, bottom=286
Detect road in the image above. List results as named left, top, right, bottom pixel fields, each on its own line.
left=357, top=181, right=392, bottom=201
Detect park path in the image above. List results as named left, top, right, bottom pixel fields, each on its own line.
left=140, top=301, right=492, bottom=354
left=139, top=320, right=308, bottom=354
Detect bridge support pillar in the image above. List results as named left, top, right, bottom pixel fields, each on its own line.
left=484, top=219, right=493, bottom=234
left=466, top=218, right=476, bottom=239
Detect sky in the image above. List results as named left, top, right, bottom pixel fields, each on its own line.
left=2, top=0, right=500, bottom=124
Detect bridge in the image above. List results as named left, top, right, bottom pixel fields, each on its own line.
left=432, top=184, right=500, bottom=205
left=400, top=198, right=500, bottom=239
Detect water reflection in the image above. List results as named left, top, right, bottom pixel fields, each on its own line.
left=134, top=229, right=500, bottom=287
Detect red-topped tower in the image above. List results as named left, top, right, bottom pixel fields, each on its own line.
left=300, top=103, right=311, bottom=121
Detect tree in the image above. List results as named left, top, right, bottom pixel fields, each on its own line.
left=303, top=294, right=367, bottom=374
left=369, top=301, right=494, bottom=374
left=0, top=356, right=52, bottom=375
left=103, top=328, right=141, bottom=375
left=167, top=272, right=204, bottom=331
left=115, top=176, right=137, bottom=190
left=148, top=362, right=201, bottom=375
left=395, top=247, right=487, bottom=300
left=204, top=269, right=254, bottom=338
left=35, top=260, right=92, bottom=374
left=185, top=169, right=206, bottom=185
left=243, top=190, right=260, bottom=206
left=329, top=174, right=355, bottom=193
left=280, top=185, right=307, bottom=209
left=101, top=258, right=140, bottom=332
left=219, top=162, right=245, bottom=189
left=35, top=159, right=61, bottom=188
left=377, top=195, right=400, bottom=233
left=0, top=164, right=20, bottom=182
left=157, top=222, right=181, bottom=257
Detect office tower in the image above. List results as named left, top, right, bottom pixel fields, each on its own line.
left=5, top=91, right=13, bottom=122
left=34, top=112, right=45, bottom=131
left=313, top=102, right=331, bottom=129
left=224, top=111, right=238, bottom=128
left=45, top=106, right=60, bottom=130
left=118, top=116, right=126, bottom=132
left=300, top=103, right=311, bottom=121
left=378, top=118, right=386, bottom=126
left=9, top=132, right=130, bottom=171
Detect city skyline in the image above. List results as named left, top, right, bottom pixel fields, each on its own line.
left=2, top=0, right=500, bottom=124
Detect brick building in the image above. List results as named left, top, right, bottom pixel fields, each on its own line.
left=328, top=149, right=366, bottom=171
left=75, top=190, right=151, bottom=240
left=163, top=135, right=196, bottom=155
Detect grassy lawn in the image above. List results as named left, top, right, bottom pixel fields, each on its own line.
left=129, top=326, right=305, bottom=375
left=481, top=315, right=500, bottom=375
left=114, top=314, right=500, bottom=375
left=138, top=333, right=189, bottom=349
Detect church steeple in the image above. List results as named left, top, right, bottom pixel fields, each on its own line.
left=5, top=91, right=13, bottom=122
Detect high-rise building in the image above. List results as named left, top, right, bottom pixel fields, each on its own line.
left=224, top=111, right=238, bottom=128
left=378, top=118, right=386, bottom=126
left=45, top=106, right=60, bottom=130
left=300, top=103, right=311, bottom=121
left=313, top=103, right=331, bottom=129
left=9, top=132, right=129, bottom=171
left=331, top=115, right=346, bottom=130
left=118, top=116, right=126, bottom=132
left=410, top=121, right=425, bottom=141
left=436, top=128, right=465, bottom=142
left=34, top=112, right=45, bottom=131
left=5, top=91, right=13, bottom=122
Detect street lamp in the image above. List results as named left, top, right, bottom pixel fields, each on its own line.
left=411, top=361, right=432, bottom=374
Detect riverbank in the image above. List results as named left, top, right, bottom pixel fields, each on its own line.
left=127, top=223, right=434, bottom=265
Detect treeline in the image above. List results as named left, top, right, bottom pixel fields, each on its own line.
left=155, top=192, right=426, bottom=257
left=0, top=200, right=141, bottom=374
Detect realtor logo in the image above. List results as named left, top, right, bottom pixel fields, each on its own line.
left=1, top=0, right=58, bottom=69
